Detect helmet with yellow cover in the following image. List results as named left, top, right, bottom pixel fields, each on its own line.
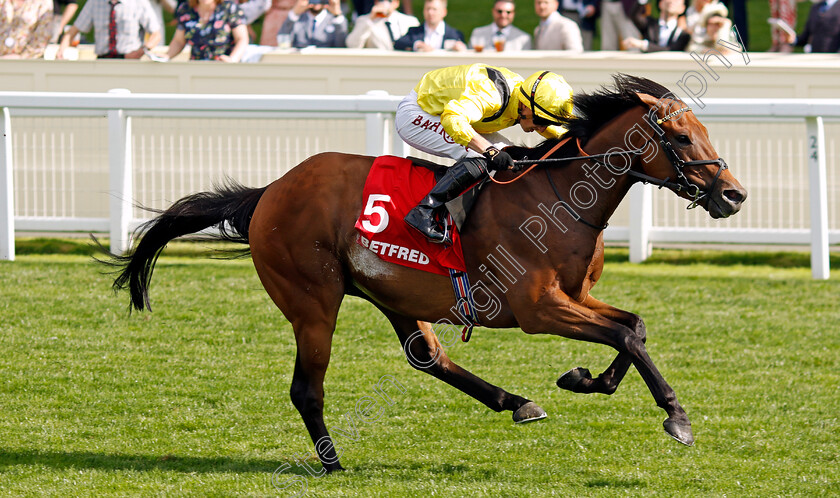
left=517, top=71, right=574, bottom=126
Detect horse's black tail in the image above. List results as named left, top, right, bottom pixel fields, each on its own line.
left=103, top=180, right=267, bottom=312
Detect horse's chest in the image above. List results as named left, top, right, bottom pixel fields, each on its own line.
left=556, top=246, right=603, bottom=302
left=574, top=246, right=605, bottom=301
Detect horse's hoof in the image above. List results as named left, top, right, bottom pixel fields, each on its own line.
left=663, top=418, right=694, bottom=446
left=513, top=401, right=547, bottom=424
left=556, top=367, right=592, bottom=392
left=324, top=464, right=345, bottom=474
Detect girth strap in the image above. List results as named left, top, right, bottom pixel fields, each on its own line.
left=448, top=262, right=480, bottom=342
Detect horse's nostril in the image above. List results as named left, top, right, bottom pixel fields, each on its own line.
left=724, top=189, right=746, bottom=205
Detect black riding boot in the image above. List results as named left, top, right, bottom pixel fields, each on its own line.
left=404, top=157, right=487, bottom=244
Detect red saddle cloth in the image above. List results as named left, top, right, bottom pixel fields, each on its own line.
left=354, top=155, right=466, bottom=276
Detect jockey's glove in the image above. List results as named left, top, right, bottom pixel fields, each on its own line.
left=482, top=146, right=515, bottom=172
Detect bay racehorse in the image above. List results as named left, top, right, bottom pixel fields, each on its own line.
left=106, top=75, right=746, bottom=472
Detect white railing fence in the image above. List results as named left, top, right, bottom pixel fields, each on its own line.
left=1, top=90, right=407, bottom=258
left=1, top=91, right=838, bottom=279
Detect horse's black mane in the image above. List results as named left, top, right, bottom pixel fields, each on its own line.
left=507, top=74, right=674, bottom=161
left=560, top=73, right=673, bottom=139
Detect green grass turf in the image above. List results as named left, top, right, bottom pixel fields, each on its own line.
left=1, top=240, right=838, bottom=496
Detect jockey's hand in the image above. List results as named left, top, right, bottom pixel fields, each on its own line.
left=483, top=146, right=514, bottom=172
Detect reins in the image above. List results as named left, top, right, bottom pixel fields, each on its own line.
left=489, top=137, right=571, bottom=185
left=493, top=102, right=728, bottom=211
left=486, top=137, right=651, bottom=231
left=491, top=136, right=649, bottom=186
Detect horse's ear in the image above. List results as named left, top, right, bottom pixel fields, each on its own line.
left=635, top=93, right=660, bottom=107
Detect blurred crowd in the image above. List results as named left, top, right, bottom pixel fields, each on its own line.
left=0, top=0, right=837, bottom=61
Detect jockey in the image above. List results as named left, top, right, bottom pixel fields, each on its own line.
left=396, top=63, right=574, bottom=244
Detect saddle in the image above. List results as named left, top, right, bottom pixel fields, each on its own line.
left=354, top=155, right=483, bottom=338
left=354, top=155, right=485, bottom=276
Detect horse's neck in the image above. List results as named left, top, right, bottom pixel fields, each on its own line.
left=569, top=108, right=649, bottom=225
left=530, top=147, right=634, bottom=232
left=486, top=108, right=646, bottom=235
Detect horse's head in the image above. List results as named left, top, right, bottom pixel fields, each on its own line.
left=634, top=93, right=747, bottom=219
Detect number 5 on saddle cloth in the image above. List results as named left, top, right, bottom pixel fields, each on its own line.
left=354, top=155, right=487, bottom=341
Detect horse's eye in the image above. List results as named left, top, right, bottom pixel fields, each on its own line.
left=676, top=134, right=692, bottom=145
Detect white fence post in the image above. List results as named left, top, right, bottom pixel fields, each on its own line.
left=0, top=107, right=14, bottom=261
left=108, top=89, right=133, bottom=255
left=806, top=116, right=830, bottom=280
left=629, top=182, right=653, bottom=263
left=365, top=90, right=388, bottom=157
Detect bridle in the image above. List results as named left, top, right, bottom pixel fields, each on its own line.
left=632, top=105, right=729, bottom=209
left=509, top=102, right=729, bottom=215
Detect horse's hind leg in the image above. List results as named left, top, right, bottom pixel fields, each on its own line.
left=557, top=295, right=646, bottom=395
left=384, top=313, right=544, bottom=423
left=252, top=249, right=346, bottom=472
left=288, top=318, right=344, bottom=472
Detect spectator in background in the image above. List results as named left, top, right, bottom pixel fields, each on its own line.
left=393, top=0, right=466, bottom=52
left=599, top=0, right=640, bottom=50
left=166, top=0, right=248, bottom=61
left=687, top=2, right=734, bottom=52
left=684, top=0, right=713, bottom=46
left=0, top=0, right=54, bottom=59
left=351, top=0, right=412, bottom=17
left=533, top=0, right=583, bottom=51
left=351, top=0, right=376, bottom=16
left=723, top=0, right=747, bottom=48
left=346, top=0, right=419, bottom=49
left=235, top=0, right=269, bottom=43
left=57, top=0, right=161, bottom=59
left=51, top=0, right=78, bottom=43
left=557, top=0, right=598, bottom=50
left=768, top=0, right=796, bottom=52
left=685, top=0, right=711, bottom=29
left=238, top=0, right=270, bottom=24
left=260, top=0, right=294, bottom=45
left=623, top=0, right=690, bottom=52
left=399, top=0, right=412, bottom=15
left=785, top=0, right=840, bottom=53
left=149, top=0, right=176, bottom=45
left=469, top=0, right=532, bottom=52
left=279, top=0, right=347, bottom=48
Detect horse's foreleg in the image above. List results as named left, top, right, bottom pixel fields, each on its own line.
left=522, top=297, right=693, bottom=445
left=556, top=295, right=646, bottom=396
left=385, top=314, right=543, bottom=423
